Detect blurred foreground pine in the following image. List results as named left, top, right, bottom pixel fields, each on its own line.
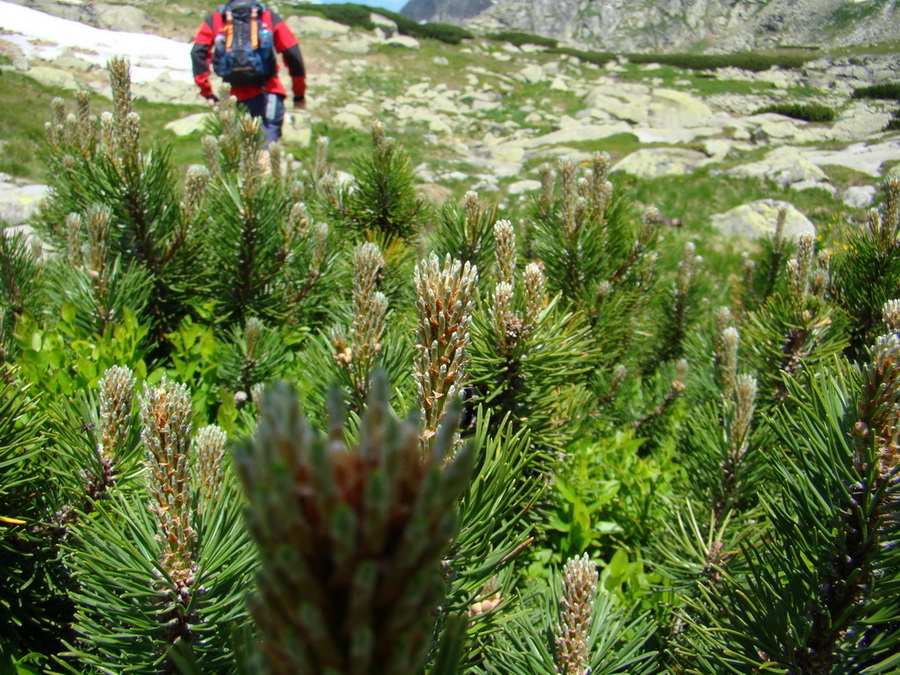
left=0, top=58, right=898, bottom=674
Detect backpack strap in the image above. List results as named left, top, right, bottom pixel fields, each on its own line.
left=223, top=9, right=234, bottom=51
left=250, top=6, right=259, bottom=50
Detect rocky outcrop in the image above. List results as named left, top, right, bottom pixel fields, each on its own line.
left=402, top=0, right=900, bottom=53
left=613, top=148, right=712, bottom=178
left=0, top=174, right=48, bottom=227
left=401, top=0, right=492, bottom=24
left=710, top=200, right=816, bottom=240
left=7, top=0, right=152, bottom=32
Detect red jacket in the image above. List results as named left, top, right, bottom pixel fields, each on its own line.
left=191, top=4, right=306, bottom=102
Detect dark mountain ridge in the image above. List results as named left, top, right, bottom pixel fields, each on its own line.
left=399, top=0, right=900, bottom=53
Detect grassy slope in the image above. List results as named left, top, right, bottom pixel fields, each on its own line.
left=0, top=62, right=208, bottom=180
left=0, top=6, right=880, bottom=263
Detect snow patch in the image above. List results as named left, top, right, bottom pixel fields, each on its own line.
left=0, top=0, right=193, bottom=83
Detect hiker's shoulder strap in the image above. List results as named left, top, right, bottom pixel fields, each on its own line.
left=220, top=0, right=265, bottom=11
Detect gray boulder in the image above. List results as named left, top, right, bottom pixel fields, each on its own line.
left=286, top=15, right=351, bottom=39
left=831, top=102, right=895, bottom=142
left=26, top=66, right=79, bottom=90
left=842, top=185, right=876, bottom=209
left=164, top=113, right=211, bottom=137
left=0, top=177, right=49, bottom=227
left=710, top=199, right=815, bottom=239
left=132, top=72, right=196, bottom=105
left=613, top=148, right=710, bottom=178
left=386, top=35, right=420, bottom=49
left=728, top=146, right=830, bottom=189
left=93, top=4, right=150, bottom=33
left=281, top=112, right=312, bottom=148
left=647, top=89, right=713, bottom=128
left=370, top=13, right=398, bottom=39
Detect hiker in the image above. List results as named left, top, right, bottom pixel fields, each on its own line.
left=191, top=0, right=306, bottom=149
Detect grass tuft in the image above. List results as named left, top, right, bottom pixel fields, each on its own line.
left=751, top=102, right=837, bottom=122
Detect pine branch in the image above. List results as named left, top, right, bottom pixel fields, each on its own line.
left=235, top=372, right=473, bottom=674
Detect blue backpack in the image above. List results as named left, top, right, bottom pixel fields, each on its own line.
left=211, top=0, right=276, bottom=86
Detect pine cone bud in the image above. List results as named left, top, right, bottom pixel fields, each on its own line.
left=555, top=554, right=598, bottom=675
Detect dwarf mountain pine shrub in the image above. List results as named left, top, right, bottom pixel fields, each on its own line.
left=5, top=58, right=900, bottom=675
left=751, top=101, right=837, bottom=122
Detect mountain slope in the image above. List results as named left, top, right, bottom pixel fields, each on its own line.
left=400, top=0, right=900, bottom=52
left=400, top=0, right=493, bottom=24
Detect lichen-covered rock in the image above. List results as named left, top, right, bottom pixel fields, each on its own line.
left=831, top=102, right=895, bottom=142
left=710, top=199, right=815, bottom=240
left=0, top=176, right=49, bottom=227
left=647, top=89, right=713, bottom=128
left=281, top=112, right=312, bottom=148
left=285, top=15, right=351, bottom=39
left=164, top=113, right=210, bottom=137
left=518, top=64, right=545, bottom=84
left=842, top=185, right=876, bottom=209
left=370, top=12, right=398, bottom=39
left=25, top=65, right=78, bottom=90
left=93, top=3, right=149, bottom=33
left=386, top=35, right=421, bottom=49
left=613, top=148, right=710, bottom=178
left=727, top=146, right=830, bottom=188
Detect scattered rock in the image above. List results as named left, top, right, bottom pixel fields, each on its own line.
left=492, top=121, right=633, bottom=155
left=583, top=81, right=651, bottom=124
left=613, top=148, right=711, bottom=178
left=417, top=182, right=453, bottom=204
left=507, top=179, right=541, bottom=195
left=489, top=146, right=525, bottom=163
left=727, top=146, right=830, bottom=188
left=791, top=180, right=836, bottom=196
left=164, top=113, right=211, bottom=137
left=745, top=113, right=832, bottom=144
left=333, top=111, right=367, bottom=131
left=753, top=67, right=802, bottom=89
left=648, top=89, right=713, bottom=128
left=702, top=139, right=735, bottom=160
left=583, top=84, right=712, bottom=128
left=386, top=35, right=420, bottom=49
left=281, top=112, right=312, bottom=148
left=93, top=4, right=150, bottom=33
left=710, top=199, right=815, bottom=239
left=342, top=103, right=372, bottom=119
left=0, top=178, right=49, bottom=227
left=370, top=13, right=398, bottom=39
left=518, top=64, right=545, bottom=84
left=25, top=65, right=79, bottom=90
left=333, top=37, right=372, bottom=55
left=286, top=15, right=351, bottom=39
left=132, top=72, right=196, bottom=105
left=53, top=47, right=96, bottom=72
left=9, top=0, right=85, bottom=22
left=831, top=102, right=894, bottom=142
left=842, top=185, right=877, bottom=209
left=787, top=140, right=900, bottom=178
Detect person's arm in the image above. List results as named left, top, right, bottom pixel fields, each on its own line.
left=271, top=11, right=306, bottom=108
left=191, top=15, right=218, bottom=105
